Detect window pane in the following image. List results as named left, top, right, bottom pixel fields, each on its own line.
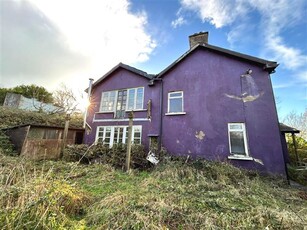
left=170, top=92, right=182, bottom=97
left=133, top=139, right=141, bottom=144
left=136, top=88, right=143, bottom=109
left=97, top=137, right=103, bottom=143
left=230, top=131, right=246, bottom=155
left=127, top=89, right=135, bottom=110
left=169, top=98, right=183, bottom=113
left=229, top=124, right=243, bottom=130
left=101, top=91, right=116, bottom=111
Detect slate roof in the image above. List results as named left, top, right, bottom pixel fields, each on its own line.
left=158, top=43, right=278, bottom=77
left=279, top=123, right=300, bottom=133
left=87, top=40, right=278, bottom=90
left=88, top=62, right=154, bottom=91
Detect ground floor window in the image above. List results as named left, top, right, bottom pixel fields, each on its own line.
left=96, top=125, right=142, bottom=147
left=228, top=123, right=249, bottom=156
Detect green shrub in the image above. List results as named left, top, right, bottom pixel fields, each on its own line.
left=0, top=106, right=83, bottom=129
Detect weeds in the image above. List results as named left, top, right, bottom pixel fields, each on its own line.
left=1, top=153, right=306, bottom=229
left=0, top=155, right=89, bottom=229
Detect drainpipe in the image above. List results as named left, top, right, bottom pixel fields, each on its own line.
left=83, top=78, right=94, bottom=128
left=148, top=77, right=163, bottom=155
left=159, top=79, right=163, bottom=154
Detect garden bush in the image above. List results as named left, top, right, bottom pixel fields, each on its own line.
left=63, top=143, right=151, bottom=170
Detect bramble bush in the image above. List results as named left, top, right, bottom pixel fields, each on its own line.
left=63, top=143, right=151, bottom=170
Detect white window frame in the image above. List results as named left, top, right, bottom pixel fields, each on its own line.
left=99, top=87, right=144, bottom=113
left=100, top=90, right=117, bottom=112
left=95, top=125, right=142, bottom=147
left=126, top=87, right=144, bottom=111
left=228, top=123, right=250, bottom=158
left=166, top=91, right=185, bottom=115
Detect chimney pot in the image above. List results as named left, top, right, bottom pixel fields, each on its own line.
left=189, top=31, right=209, bottom=49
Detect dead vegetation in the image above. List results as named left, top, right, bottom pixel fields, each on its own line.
left=0, top=153, right=306, bottom=229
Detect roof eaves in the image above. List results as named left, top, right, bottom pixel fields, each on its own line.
left=158, top=43, right=278, bottom=77
left=157, top=45, right=198, bottom=77
left=86, top=63, right=153, bottom=92
left=279, top=123, right=300, bottom=133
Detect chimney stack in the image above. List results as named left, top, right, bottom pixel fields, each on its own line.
left=189, top=32, right=209, bottom=49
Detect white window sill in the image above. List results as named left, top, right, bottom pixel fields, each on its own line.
left=126, top=109, right=147, bottom=112
left=165, top=112, right=186, bottom=116
left=228, top=155, right=253, bottom=161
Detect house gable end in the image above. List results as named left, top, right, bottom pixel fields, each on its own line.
left=86, top=63, right=154, bottom=92
left=157, top=44, right=278, bottom=78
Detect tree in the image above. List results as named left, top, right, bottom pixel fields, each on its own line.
left=12, top=84, right=53, bottom=103
left=52, top=83, right=79, bottom=113
left=283, top=108, right=307, bottom=140
left=0, top=88, right=10, bottom=105
left=0, top=85, right=53, bottom=106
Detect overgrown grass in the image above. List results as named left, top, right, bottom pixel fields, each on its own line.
left=1, top=153, right=306, bottom=229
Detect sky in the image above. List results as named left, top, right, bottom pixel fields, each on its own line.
left=0, top=0, right=306, bottom=119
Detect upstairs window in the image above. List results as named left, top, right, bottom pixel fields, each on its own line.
left=127, top=87, right=144, bottom=110
left=228, top=123, right=249, bottom=156
left=168, top=91, right=184, bottom=113
left=100, top=87, right=144, bottom=113
left=100, top=91, right=116, bottom=112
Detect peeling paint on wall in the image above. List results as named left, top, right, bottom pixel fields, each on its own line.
left=225, top=92, right=264, bottom=102
left=225, top=71, right=264, bottom=102
left=176, top=139, right=180, bottom=144
left=253, top=158, right=264, bottom=165
left=195, top=131, right=205, bottom=140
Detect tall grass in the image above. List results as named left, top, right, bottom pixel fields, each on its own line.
left=1, top=154, right=306, bottom=229
left=0, top=155, right=89, bottom=229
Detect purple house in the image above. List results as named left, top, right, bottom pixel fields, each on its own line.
left=84, top=32, right=286, bottom=176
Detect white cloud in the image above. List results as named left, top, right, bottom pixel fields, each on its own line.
left=171, top=16, right=187, bottom=28
left=29, top=0, right=156, bottom=82
left=296, top=70, right=307, bottom=83
left=273, top=82, right=294, bottom=89
left=178, top=0, right=307, bottom=73
left=265, top=35, right=307, bottom=70
left=171, top=8, right=187, bottom=28
left=180, top=0, right=249, bottom=28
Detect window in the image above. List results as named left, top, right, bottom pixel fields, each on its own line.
left=127, top=87, right=144, bottom=110
left=100, top=91, right=116, bottom=112
left=228, top=123, right=249, bottom=156
left=96, top=126, right=142, bottom=147
left=168, top=91, right=184, bottom=113
left=100, top=87, right=144, bottom=113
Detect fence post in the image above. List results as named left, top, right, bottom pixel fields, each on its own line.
left=60, top=113, right=70, bottom=159
left=126, top=111, right=134, bottom=172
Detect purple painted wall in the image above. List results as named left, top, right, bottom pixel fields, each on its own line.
left=84, top=67, right=160, bottom=148
left=85, top=47, right=286, bottom=176
left=160, top=48, right=285, bottom=176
